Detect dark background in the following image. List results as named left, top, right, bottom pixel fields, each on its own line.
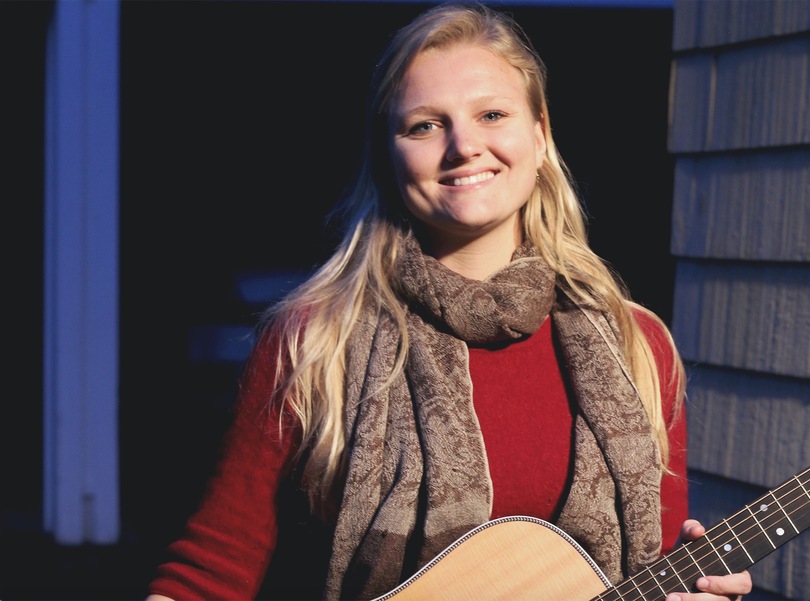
left=1, top=1, right=675, bottom=599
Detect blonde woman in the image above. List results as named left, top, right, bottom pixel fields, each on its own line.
left=147, top=3, right=752, bottom=600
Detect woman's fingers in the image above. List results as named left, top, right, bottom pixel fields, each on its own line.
left=664, top=570, right=753, bottom=601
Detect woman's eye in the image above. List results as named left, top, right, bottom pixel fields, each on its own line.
left=483, top=111, right=505, bottom=122
left=408, top=121, right=436, bottom=135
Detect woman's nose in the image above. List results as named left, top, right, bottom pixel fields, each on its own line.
left=445, top=124, right=483, bottom=162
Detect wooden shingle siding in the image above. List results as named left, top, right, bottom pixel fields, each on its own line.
left=670, top=1, right=810, bottom=598
left=673, top=0, right=810, bottom=50
left=673, top=261, right=810, bottom=377
left=671, top=152, right=810, bottom=261
left=685, top=365, right=810, bottom=482
left=668, top=39, right=810, bottom=152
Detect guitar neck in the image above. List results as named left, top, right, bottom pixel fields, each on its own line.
left=595, top=466, right=810, bottom=601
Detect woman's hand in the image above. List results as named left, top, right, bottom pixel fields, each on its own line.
left=664, top=519, right=753, bottom=601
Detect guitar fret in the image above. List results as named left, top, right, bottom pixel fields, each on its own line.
left=607, top=547, right=701, bottom=600
left=600, top=467, right=810, bottom=601
left=725, top=516, right=754, bottom=564
left=798, top=474, right=810, bottom=498
left=648, top=567, right=667, bottom=597
left=703, top=529, right=733, bottom=574
left=745, top=504, right=776, bottom=550
left=789, top=471, right=810, bottom=533
left=633, top=566, right=662, bottom=600
left=657, top=552, right=699, bottom=593
left=768, top=489, right=799, bottom=534
left=678, top=542, right=704, bottom=582
left=699, top=519, right=751, bottom=575
left=662, top=554, right=690, bottom=591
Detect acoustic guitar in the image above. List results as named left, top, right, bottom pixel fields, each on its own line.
left=374, top=466, right=810, bottom=601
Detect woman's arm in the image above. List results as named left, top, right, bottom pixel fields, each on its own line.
left=147, top=331, right=298, bottom=600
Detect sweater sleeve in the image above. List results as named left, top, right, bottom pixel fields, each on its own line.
left=632, top=307, right=689, bottom=556
left=148, top=329, right=298, bottom=601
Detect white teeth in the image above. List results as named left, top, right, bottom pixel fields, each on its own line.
left=452, top=171, right=494, bottom=186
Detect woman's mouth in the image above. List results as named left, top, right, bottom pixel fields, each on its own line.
left=445, top=171, right=495, bottom=186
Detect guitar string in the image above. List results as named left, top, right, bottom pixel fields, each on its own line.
left=612, top=474, right=810, bottom=600
left=621, top=471, right=810, bottom=599
left=642, top=472, right=810, bottom=596
left=597, top=468, right=810, bottom=600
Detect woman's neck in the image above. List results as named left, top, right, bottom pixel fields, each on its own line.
left=430, top=227, right=522, bottom=280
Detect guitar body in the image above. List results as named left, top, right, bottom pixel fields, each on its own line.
left=373, top=467, right=810, bottom=601
left=373, top=516, right=611, bottom=601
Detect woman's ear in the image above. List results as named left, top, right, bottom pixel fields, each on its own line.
left=534, top=121, right=547, bottom=170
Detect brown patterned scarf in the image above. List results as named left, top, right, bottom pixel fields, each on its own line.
left=323, top=234, right=662, bottom=600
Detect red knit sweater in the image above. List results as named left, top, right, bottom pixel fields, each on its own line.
left=149, top=311, right=688, bottom=600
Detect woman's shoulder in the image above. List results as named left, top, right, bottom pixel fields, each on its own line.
left=230, top=322, right=289, bottom=424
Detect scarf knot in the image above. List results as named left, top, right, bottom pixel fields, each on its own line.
left=394, top=235, right=556, bottom=344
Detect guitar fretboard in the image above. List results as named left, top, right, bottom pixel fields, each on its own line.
left=594, top=466, right=810, bottom=601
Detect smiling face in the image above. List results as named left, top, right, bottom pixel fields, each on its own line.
left=389, top=43, right=546, bottom=260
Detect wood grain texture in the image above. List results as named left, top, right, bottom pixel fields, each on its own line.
left=373, top=518, right=607, bottom=601
left=673, top=0, right=810, bottom=50
left=684, top=365, right=810, bottom=485
left=670, top=151, right=810, bottom=261
left=668, top=39, right=810, bottom=153
left=672, top=261, right=810, bottom=378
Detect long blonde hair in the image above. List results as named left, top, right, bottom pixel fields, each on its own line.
left=261, top=2, right=685, bottom=516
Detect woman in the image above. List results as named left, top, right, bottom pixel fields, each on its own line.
left=147, top=3, right=752, bottom=600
